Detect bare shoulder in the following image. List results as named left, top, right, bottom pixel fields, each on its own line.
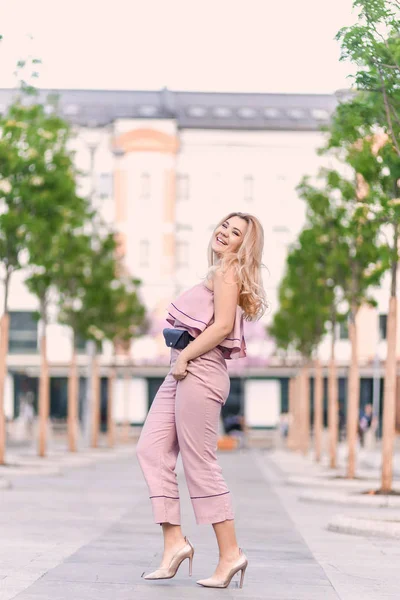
left=205, top=266, right=239, bottom=294
left=214, top=265, right=238, bottom=286
left=213, top=267, right=240, bottom=305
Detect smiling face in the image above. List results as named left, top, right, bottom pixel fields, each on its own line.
left=211, top=215, right=248, bottom=257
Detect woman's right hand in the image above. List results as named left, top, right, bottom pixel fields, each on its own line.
left=172, top=355, right=189, bottom=381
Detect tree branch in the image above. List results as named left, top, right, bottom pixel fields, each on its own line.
left=364, top=4, right=400, bottom=75
left=377, top=66, right=400, bottom=156
left=387, top=99, right=400, bottom=129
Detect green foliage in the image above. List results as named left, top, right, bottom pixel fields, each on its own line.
left=56, top=231, right=146, bottom=352
left=0, top=77, right=146, bottom=349
left=270, top=158, right=386, bottom=358
left=336, top=0, right=400, bottom=155
left=269, top=225, right=334, bottom=359
left=270, top=0, right=399, bottom=358
left=0, top=94, right=80, bottom=309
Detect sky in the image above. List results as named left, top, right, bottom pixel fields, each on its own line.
left=0, top=0, right=357, bottom=94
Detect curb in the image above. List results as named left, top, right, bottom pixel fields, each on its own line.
left=286, top=475, right=381, bottom=490
left=0, top=446, right=136, bottom=477
left=328, top=514, right=400, bottom=539
left=0, top=464, right=62, bottom=476
left=299, top=489, right=400, bottom=508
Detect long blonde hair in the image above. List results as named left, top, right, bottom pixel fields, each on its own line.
left=206, top=212, right=268, bottom=321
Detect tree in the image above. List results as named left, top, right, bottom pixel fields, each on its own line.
left=0, top=172, right=27, bottom=464
left=51, top=229, right=95, bottom=452
left=58, top=228, right=146, bottom=449
left=335, top=0, right=400, bottom=490
left=299, top=165, right=385, bottom=478
left=0, top=90, right=85, bottom=460
left=269, top=227, right=333, bottom=455
left=20, top=103, right=90, bottom=458
left=296, top=179, right=350, bottom=468
left=324, top=109, right=399, bottom=487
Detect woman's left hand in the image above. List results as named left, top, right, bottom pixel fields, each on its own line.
left=172, top=355, right=189, bottom=381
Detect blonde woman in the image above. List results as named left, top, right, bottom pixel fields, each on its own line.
left=136, top=212, right=267, bottom=589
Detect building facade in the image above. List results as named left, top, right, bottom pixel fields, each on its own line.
left=0, top=88, right=398, bottom=430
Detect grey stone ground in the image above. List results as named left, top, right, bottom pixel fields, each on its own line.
left=0, top=443, right=399, bottom=600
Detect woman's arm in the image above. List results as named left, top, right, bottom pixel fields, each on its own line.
left=178, top=268, right=239, bottom=364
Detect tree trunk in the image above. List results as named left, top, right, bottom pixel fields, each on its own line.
left=107, top=365, right=116, bottom=448
left=90, top=353, right=100, bottom=448
left=67, top=345, right=79, bottom=452
left=293, top=374, right=302, bottom=451
left=328, top=330, right=338, bottom=469
left=395, top=375, right=400, bottom=432
left=299, top=364, right=310, bottom=455
left=381, top=295, right=397, bottom=492
left=38, top=330, right=50, bottom=457
left=287, top=377, right=296, bottom=450
left=314, top=358, right=323, bottom=462
left=0, top=313, right=10, bottom=465
left=122, top=369, right=130, bottom=443
left=347, top=307, right=360, bottom=479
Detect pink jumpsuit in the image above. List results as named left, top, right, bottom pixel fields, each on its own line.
left=136, top=282, right=246, bottom=525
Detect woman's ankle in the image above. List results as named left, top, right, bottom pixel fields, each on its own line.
left=161, top=523, right=186, bottom=548
left=219, top=546, right=241, bottom=562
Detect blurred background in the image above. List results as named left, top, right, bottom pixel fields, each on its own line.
left=0, top=0, right=398, bottom=459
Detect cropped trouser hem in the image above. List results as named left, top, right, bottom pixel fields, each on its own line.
left=192, top=492, right=234, bottom=525
left=151, top=497, right=181, bottom=526
left=151, top=493, right=235, bottom=526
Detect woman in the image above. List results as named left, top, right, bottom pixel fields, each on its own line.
left=136, top=212, right=267, bottom=589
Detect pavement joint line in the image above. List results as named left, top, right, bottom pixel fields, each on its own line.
left=0, top=478, right=12, bottom=490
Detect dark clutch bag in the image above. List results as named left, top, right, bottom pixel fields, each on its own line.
left=163, top=328, right=194, bottom=349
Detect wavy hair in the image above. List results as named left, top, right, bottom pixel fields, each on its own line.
left=206, top=212, right=268, bottom=321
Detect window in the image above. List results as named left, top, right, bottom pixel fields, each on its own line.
left=140, top=173, right=151, bottom=200
left=177, top=174, right=189, bottom=201
left=74, top=334, right=87, bottom=353
left=98, top=172, right=113, bottom=199
left=244, top=175, right=254, bottom=202
left=186, top=106, right=207, bottom=118
left=237, top=107, right=257, bottom=119
left=338, top=320, right=349, bottom=340
left=139, top=240, right=150, bottom=267
left=213, top=107, right=232, bottom=118
left=9, top=311, right=38, bottom=353
left=176, top=240, right=189, bottom=267
left=379, top=314, right=387, bottom=340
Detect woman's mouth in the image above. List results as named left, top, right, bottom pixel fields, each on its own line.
left=215, top=235, right=228, bottom=247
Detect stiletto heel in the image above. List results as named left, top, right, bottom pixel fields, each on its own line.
left=239, top=565, right=247, bottom=588
left=196, top=548, right=248, bottom=589
left=188, top=550, right=194, bottom=576
left=143, top=537, right=195, bottom=580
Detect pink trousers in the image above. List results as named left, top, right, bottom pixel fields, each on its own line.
left=136, top=346, right=234, bottom=525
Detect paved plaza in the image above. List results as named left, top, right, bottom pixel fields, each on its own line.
left=0, top=442, right=399, bottom=600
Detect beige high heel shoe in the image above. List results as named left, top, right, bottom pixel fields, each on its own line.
left=142, top=537, right=195, bottom=580
left=196, top=548, right=248, bottom=589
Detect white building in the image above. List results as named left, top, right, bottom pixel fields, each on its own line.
left=0, top=88, right=398, bottom=430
